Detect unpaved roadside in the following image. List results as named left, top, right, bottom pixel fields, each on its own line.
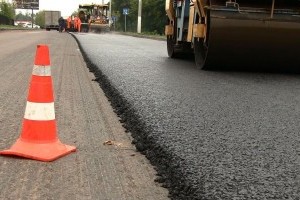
left=0, top=31, right=169, bottom=200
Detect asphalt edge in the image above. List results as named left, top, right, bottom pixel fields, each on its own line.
left=111, top=31, right=166, bottom=41
left=70, top=33, right=199, bottom=200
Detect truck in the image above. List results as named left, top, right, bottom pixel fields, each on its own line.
left=165, top=0, right=300, bottom=69
left=44, top=11, right=61, bottom=31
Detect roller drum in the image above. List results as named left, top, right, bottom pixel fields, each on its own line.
left=200, top=2, right=300, bottom=69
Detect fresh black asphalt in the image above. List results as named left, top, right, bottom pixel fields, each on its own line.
left=72, top=33, right=300, bottom=200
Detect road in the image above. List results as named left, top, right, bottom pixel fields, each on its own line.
left=73, top=32, right=300, bottom=199
left=0, top=30, right=169, bottom=200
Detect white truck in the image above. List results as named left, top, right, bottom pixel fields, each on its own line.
left=44, top=11, right=61, bottom=31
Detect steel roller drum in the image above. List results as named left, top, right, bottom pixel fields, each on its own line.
left=203, top=7, right=300, bottom=69
left=89, top=24, right=110, bottom=33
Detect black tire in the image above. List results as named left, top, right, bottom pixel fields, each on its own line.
left=166, top=17, right=178, bottom=58
left=194, top=7, right=210, bottom=69
left=167, top=35, right=177, bottom=58
left=194, top=38, right=208, bottom=69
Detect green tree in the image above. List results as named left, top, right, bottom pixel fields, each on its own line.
left=142, top=0, right=165, bottom=35
left=111, top=0, right=165, bottom=34
left=15, top=11, right=32, bottom=21
left=112, top=0, right=131, bottom=31
left=0, top=0, right=15, bottom=19
left=35, top=10, right=45, bottom=28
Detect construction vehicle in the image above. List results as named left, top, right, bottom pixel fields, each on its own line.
left=165, top=0, right=300, bottom=69
left=78, top=3, right=110, bottom=33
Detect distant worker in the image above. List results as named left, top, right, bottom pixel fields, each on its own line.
left=58, top=16, right=65, bottom=32
left=74, top=16, right=78, bottom=31
left=67, top=16, right=71, bottom=30
left=77, top=17, right=82, bottom=32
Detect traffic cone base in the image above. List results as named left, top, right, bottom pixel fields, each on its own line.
left=0, top=45, right=76, bottom=161
left=0, top=139, right=76, bottom=162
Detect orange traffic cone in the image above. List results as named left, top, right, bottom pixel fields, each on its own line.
left=0, top=44, right=76, bottom=162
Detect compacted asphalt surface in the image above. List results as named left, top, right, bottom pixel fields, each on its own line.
left=73, top=32, right=300, bottom=199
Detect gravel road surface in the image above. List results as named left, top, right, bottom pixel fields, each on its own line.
left=0, top=30, right=169, bottom=200
left=73, top=32, right=300, bottom=200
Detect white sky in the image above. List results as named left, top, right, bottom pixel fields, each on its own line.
left=14, top=0, right=109, bottom=17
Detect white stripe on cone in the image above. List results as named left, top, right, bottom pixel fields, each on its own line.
left=24, top=102, right=55, bottom=121
left=32, top=65, right=51, bottom=76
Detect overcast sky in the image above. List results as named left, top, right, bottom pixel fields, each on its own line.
left=14, top=0, right=109, bottom=17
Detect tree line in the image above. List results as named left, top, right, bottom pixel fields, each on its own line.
left=0, top=0, right=15, bottom=25
left=111, top=0, right=166, bottom=34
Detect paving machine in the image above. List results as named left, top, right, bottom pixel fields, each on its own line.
left=165, top=0, right=300, bottom=69
left=78, top=3, right=110, bottom=33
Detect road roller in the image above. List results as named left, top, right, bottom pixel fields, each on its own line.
left=165, top=0, right=300, bottom=69
left=78, top=3, right=110, bottom=33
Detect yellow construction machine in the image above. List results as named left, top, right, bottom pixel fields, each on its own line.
left=165, top=0, right=300, bottom=69
left=78, top=3, right=110, bottom=33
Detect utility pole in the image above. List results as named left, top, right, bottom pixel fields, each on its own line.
left=30, top=2, right=35, bottom=28
left=109, top=0, right=112, bottom=20
left=31, top=7, right=33, bottom=28
left=137, top=0, right=142, bottom=33
left=125, top=13, right=127, bottom=32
